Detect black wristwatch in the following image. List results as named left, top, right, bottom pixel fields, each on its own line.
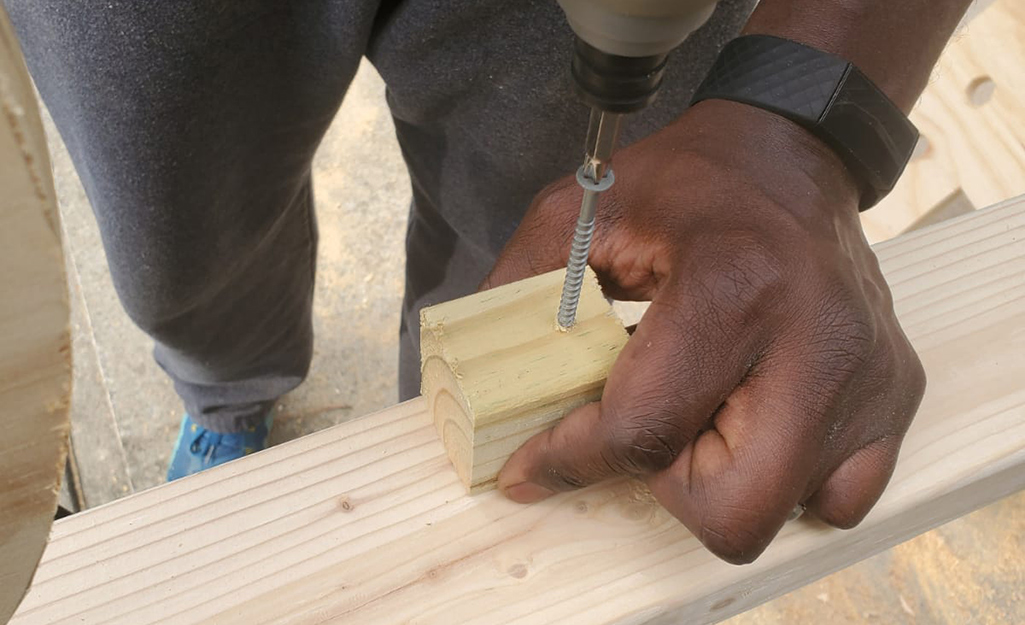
left=691, top=35, right=919, bottom=211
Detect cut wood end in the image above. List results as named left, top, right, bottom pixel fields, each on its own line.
left=420, top=267, right=628, bottom=493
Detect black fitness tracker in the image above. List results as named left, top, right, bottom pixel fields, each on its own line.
left=692, top=35, right=919, bottom=210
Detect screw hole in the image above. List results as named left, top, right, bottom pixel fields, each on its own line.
left=967, top=76, right=996, bottom=107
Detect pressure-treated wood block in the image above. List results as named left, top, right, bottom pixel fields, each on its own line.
left=420, top=267, right=628, bottom=493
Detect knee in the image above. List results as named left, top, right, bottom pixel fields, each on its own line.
left=108, top=255, right=219, bottom=341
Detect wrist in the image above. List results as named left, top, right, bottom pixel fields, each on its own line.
left=672, top=99, right=861, bottom=228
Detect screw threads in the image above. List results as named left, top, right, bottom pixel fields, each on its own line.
left=557, top=111, right=618, bottom=330
left=557, top=213, right=596, bottom=328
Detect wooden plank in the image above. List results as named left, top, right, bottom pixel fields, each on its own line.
left=11, top=195, right=1025, bottom=624
left=421, top=267, right=628, bottom=493
left=904, top=188, right=976, bottom=233
left=0, top=7, right=72, bottom=623
left=861, top=0, right=1025, bottom=242
left=960, top=0, right=999, bottom=27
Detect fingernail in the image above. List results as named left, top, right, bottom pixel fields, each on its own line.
left=503, top=482, right=555, bottom=504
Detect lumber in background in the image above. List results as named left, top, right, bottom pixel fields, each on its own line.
left=861, top=0, right=1025, bottom=243
left=9, top=194, right=1025, bottom=625
left=0, top=7, right=72, bottom=624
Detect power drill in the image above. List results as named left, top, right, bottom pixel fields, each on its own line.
left=555, top=0, right=719, bottom=328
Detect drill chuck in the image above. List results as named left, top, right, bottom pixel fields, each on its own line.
left=571, top=39, right=668, bottom=113
left=555, top=0, right=719, bottom=328
left=559, top=0, right=719, bottom=112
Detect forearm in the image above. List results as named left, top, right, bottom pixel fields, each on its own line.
left=742, top=0, right=974, bottom=111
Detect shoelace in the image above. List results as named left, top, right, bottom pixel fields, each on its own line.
left=188, top=426, right=260, bottom=463
left=189, top=430, right=227, bottom=464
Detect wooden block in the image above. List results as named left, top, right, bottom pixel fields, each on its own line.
left=0, top=9, right=72, bottom=623
left=420, top=267, right=628, bottom=493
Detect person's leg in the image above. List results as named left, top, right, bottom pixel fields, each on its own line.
left=4, top=2, right=379, bottom=433
left=366, top=0, right=758, bottom=399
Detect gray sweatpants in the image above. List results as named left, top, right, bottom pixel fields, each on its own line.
left=7, top=0, right=754, bottom=432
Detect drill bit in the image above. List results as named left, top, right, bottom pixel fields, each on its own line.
left=557, top=108, right=622, bottom=329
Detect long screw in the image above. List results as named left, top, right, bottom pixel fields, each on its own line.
left=557, top=168, right=610, bottom=328
left=557, top=109, right=621, bottom=329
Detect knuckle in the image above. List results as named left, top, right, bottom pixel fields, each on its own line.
left=801, top=280, right=880, bottom=380
left=867, top=334, right=927, bottom=427
left=817, top=502, right=868, bottom=530
left=898, top=337, right=928, bottom=407
left=531, top=177, right=580, bottom=220
left=909, top=354, right=927, bottom=405
left=813, top=438, right=901, bottom=529
left=543, top=465, right=591, bottom=491
left=699, top=513, right=770, bottom=565
left=605, top=412, right=689, bottom=475
left=813, top=476, right=879, bottom=529
left=531, top=428, right=601, bottom=492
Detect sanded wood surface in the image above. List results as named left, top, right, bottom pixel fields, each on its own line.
left=421, top=267, right=627, bottom=493
left=862, top=0, right=1025, bottom=242
left=0, top=8, right=72, bottom=624
left=11, top=195, right=1025, bottom=624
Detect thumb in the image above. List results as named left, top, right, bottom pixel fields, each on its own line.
left=496, top=401, right=613, bottom=503
left=480, top=233, right=568, bottom=291
left=480, top=181, right=584, bottom=291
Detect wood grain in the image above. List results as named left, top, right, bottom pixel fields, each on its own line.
left=0, top=7, right=72, bottom=623
left=904, top=188, right=976, bottom=233
left=420, top=267, right=628, bottom=493
left=11, top=195, right=1025, bottom=624
left=861, top=0, right=1025, bottom=242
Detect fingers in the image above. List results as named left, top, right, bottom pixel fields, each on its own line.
left=644, top=367, right=827, bottom=564
left=497, top=285, right=757, bottom=502
left=643, top=362, right=910, bottom=563
left=801, top=324, right=923, bottom=528
left=804, top=436, right=903, bottom=529
left=497, top=402, right=610, bottom=502
left=490, top=219, right=920, bottom=564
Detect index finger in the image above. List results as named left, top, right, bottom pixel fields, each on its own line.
left=644, top=349, right=835, bottom=563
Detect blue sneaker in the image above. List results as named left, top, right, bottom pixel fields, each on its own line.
left=166, top=412, right=274, bottom=481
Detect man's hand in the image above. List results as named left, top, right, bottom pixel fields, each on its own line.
left=483, top=100, right=926, bottom=565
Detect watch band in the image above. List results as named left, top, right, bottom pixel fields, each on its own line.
left=691, top=35, right=919, bottom=211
